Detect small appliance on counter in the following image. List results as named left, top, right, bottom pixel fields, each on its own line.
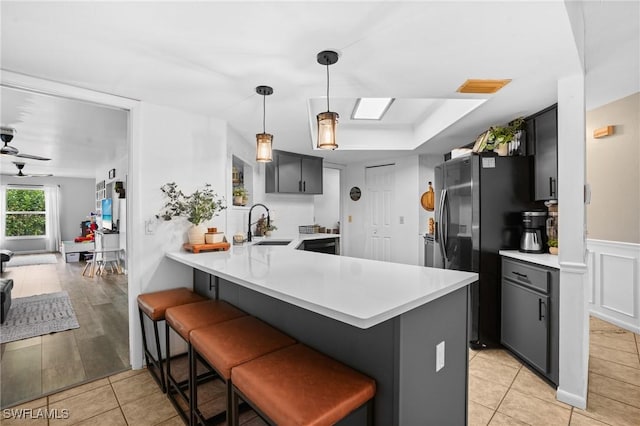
left=519, top=211, right=547, bottom=253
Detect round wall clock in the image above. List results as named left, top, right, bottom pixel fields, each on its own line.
left=350, top=186, right=361, bottom=201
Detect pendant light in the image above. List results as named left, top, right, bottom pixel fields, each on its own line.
left=316, top=50, right=339, bottom=150
left=256, top=85, right=274, bottom=162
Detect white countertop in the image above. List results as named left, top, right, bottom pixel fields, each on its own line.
left=166, top=234, right=478, bottom=329
left=499, top=250, right=560, bottom=269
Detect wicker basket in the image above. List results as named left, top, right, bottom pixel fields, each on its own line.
left=299, top=225, right=320, bottom=234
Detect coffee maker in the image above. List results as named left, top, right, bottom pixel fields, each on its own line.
left=520, top=211, right=547, bottom=253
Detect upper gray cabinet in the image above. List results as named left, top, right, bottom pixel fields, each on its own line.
left=527, top=105, right=558, bottom=201
left=266, top=150, right=323, bottom=194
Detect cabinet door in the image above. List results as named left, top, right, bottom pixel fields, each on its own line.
left=501, top=278, right=549, bottom=374
left=534, top=107, right=558, bottom=200
left=277, top=152, right=302, bottom=193
left=301, top=156, right=323, bottom=194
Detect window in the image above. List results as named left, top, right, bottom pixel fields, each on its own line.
left=5, top=187, right=46, bottom=237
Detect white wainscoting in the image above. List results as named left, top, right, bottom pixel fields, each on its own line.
left=587, top=239, right=640, bottom=333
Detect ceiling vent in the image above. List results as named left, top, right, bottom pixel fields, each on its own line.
left=457, top=79, right=511, bottom=94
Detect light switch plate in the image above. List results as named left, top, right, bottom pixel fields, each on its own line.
left=436, top=341, right=445, bottom=372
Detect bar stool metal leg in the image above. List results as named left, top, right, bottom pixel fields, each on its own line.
left=139, top=308, right=166, bottom=392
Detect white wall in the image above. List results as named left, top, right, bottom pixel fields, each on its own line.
left=0, top=175, right=95, bottom=252
left=314, top=167, right=340, bottom=231
left=128, top=102, right=227, bottom=366
left=418, top=154, right=443, bottom=265
left=342, top=155, right=421, bottom=266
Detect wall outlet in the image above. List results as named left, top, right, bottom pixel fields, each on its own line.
left=436, top=341, right=445, bottom=372
left=348, top=215, right=352, bottom=223
left=399, top=216, right=405, bottom=224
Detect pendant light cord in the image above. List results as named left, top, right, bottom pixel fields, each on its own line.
left=262, top=93, right=266, bottom=133
left=326, top=64, right=330, bottom=112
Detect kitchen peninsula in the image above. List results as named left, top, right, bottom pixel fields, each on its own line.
left=167, top=236, right=477, bottom=425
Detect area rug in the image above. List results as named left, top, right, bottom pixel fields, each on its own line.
left=6, top=253, right=58, bottom=268
left=0, top=291, right=79, bottom=344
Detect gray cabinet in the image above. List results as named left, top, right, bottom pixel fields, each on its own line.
left=501, top=257, right=559, bottom=385
left=527, top=105, right=558, bottom=200
left=265, top=150, right=323, bottom=194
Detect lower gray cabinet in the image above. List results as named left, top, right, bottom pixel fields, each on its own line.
left=501, top=257, right=559, bottom=385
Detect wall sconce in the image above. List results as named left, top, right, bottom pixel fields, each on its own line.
left=256, top=85, right=274, bottom=162
left=593, top=125, right=614, bottom=139
left=317, top=50, right=339, bottom=150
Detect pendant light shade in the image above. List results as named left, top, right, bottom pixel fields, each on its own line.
left=256, top=85, right=274, bottom=162
left=317, top=111, right=339, bottom=149
left=256, top=132, right=273, bottom=162
left=316, top=50, right=339, bottom=150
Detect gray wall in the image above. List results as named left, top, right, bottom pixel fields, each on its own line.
left=1, top=175, right=95, bottom=252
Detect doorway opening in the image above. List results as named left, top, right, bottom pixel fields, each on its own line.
left=0, top=84, right=131, bottom=408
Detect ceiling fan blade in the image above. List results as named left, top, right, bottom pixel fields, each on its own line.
left=15, top=153, right=52, bottom=161
left=1, top=144, right=19, bottom=155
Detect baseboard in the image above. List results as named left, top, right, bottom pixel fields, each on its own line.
left=556, top=388, right=587, bottom=409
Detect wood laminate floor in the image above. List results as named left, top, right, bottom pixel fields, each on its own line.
left=1, top=254, right=129, bottom=408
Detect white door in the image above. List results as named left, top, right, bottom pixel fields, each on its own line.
left=365, top=164, right=395, bottom=262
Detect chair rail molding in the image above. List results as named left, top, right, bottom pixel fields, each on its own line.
left=587, top=239, right=640, bottom=334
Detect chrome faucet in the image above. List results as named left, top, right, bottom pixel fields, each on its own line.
left=247, top=203, right=270, bottom=242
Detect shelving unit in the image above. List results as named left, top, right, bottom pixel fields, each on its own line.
left=232, top=155, right=252, bottom=207
left=96, top=180, right=106, bottom=212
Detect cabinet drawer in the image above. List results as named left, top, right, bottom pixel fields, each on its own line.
left=502, top=258, right=549, bottom=293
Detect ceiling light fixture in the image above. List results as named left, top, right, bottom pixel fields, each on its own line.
left=351, top=98, right=395, bottom=120
left=255, top=85, right=274, bottom=162
left=316, top=50, right=339, bottom=150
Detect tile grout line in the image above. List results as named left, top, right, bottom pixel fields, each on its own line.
left=111, top=380, right=130, bottom=426
left=589, top=351, right=640, bottom=370
left=486, top=363, right=524, bottom=425
left=587, top=372, right=640, bottom=411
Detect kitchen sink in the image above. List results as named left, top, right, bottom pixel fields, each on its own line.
left=253, top=240, right=292, bottom=246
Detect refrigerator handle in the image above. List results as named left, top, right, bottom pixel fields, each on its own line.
left=443, top=189, right=449, bottom=261
left=437, top=189, right=448, bottom=262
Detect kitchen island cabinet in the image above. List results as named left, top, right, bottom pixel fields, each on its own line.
left=167, top=244, right=477, bottom=425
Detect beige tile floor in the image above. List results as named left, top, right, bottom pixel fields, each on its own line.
left=469, top=316, right=640, bottom=426
left=4, top=316, right=639, bottom=425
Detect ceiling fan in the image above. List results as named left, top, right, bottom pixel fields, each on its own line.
left=1, top=162, right=53, bottom=178
left=1, top=126, right=52, bottom=161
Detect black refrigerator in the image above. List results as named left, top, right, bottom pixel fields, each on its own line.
left=434, top=154, right=539, bottom=348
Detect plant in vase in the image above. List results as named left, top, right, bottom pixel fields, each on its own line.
left=548, top=238, right=558, bottom=255
left=156, top=182, right=226, bottom=245
left=232, top=187, right=247, bottom=206
left=487, top=117, right=524, bottom=156
left=254, top=214, right=277, bottom=236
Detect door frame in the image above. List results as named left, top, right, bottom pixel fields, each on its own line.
left=1, top=70, right=143, bottom=368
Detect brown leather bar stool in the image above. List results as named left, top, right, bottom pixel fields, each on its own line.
left=137, top=287, right=206, bottom=392
left=165, top=300, right=246, bottom=424
left=231, top=343, right=376, bottom=426
left=189, top=316, right=296, bottom=425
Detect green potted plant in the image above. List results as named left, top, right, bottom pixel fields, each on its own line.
left=548, top=238, right=558, bottom=255
left=157, top=182, right=226, bottom=244
left=232, top=187, right=247, bottom=206
left=487, top=117, right=525, bottom=156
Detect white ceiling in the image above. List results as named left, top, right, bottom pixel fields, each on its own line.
left=0, top=1, right=638, bottom=176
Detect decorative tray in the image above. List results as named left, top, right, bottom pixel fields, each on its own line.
left=183, top=242, right=230, bottom=253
